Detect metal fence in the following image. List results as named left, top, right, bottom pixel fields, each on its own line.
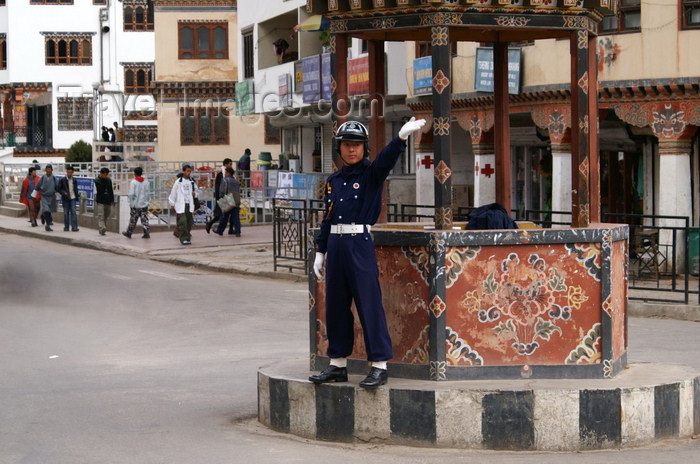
left=1, top=161, right=329, bottom=230
left=272, top=198, right=325, bottom=274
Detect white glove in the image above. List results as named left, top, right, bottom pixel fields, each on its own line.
left=399, top=116, right=427, bottom=141
left=313, top=252, right=325, bottom=280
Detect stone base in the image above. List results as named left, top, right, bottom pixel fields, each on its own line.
left=258, top=359, right=700, bottom=450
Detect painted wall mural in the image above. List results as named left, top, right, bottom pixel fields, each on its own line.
left=445, top=243, right=603, bottom=366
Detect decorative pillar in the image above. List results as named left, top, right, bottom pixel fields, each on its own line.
left=368, top=39, right=388, bottom=222
left=570, top=29, right=592, bottom=227
left=330, top=32, right=348, bottom=172
left=657, top=137, right=694, bottom=270
left=551, top=132, right=572, bottom=227
left=458, top=111, right=495, bottom=207
left=473, top=136, right=496, bottom=207
left=587, top=34, right=600, bottom=223
left=531, top=105, right=573, bottom=226
left=493, top=41, right=511, bottom=212
left=428, top=25, right=451, bottom=380
left=430, top=25, right=452, bottom=230
left=414, top=115, right=435, bottom=209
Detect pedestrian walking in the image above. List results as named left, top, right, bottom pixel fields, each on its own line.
left=214, top=167, right=241, bottom=237
left=35, top=164, right=59, bottom=232
left=168, top=165, right=198, bottom=245
left=205, top=157, right=233, bottom=234
left=94, top=167, right=115, bottom=235
left=309, top=117, right=426, bottom=389
left=122, top=167, right=151, bottom=239
left=57, top=165, right=80, bottom=232
left=113, top=122, right=124, bottom=153
left=20, top=167, right=41, bottom=227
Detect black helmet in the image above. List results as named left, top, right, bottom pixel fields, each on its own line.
left=336, top=121, right=369, bottom=157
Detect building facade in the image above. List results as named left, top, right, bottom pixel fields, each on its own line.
left=153, top=0, right=267, bottom=164
left=0, top=0, right=156, bottom=158
left=237, top=0, right=412, bottom=176
left=402, top=0, right=699, bottom=231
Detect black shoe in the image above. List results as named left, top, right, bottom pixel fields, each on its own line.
left=45, top=225, right=53, bottom=232
left=64, top=227, right=69, bottom=232
left=359, top=367, right=388, bottom=389
left=99, top=230, right=106, bottom=236
left=205, top=222, right=212, bottom=234
left=142, top=233, right=150, bottom=239
left=182, top=240, right=191, bottom=245
left=72, top=228, right=79, bottom=232
left=31, top=221, right=37, bottom=227
left=214, top=231, right=223, bottom=236
left=228, top=229, right=235, bottom=235
left=309, top=366, right=348, bottom=384
left=122, top=231, right=132, bottom=239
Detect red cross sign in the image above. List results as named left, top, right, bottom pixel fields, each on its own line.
left=481, top=164, right=495, bottom=178
left=420, top=155, right=434, bottom=169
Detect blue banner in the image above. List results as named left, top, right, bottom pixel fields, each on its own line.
left=302, top=55, right=321, bottom=104
left=321, top=53, right=332, bottom=101
left=56, top=176, right=94, bottom=208
left=413, top=56, right=432, bottom=96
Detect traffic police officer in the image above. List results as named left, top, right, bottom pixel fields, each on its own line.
left=310, top=117, right=426, bottom=388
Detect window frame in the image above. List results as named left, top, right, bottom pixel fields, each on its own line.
left=123, top=64, right=153, bottom=95
left=600, top=0, right=641, bottom=35
left=30, top=0, right=73, bottom=4
left=178, top=21, right=229, bottom=60
left=681, top=0, right=700, bottom=30
left=179, top=107, right=230, bottom=146
left=0, top=35, right=6, bottom=70
left=57, top=97, right=93, bottom=131
left=123, top=1, right=154, bottom=32
left=242, top=28, right=254, bottom=78
left=44, top=34, right=92, bottom=66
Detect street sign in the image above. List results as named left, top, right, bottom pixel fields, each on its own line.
left=413, top=56, right=432, bottom=96
left=302, top=55, right=321, bottom=104
left=474, top=47, right=522, bottom=95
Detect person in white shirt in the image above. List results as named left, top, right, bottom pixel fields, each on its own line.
left=168, top=165, right=198, bottom=245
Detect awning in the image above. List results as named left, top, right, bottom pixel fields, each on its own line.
left=293, top=15, right=329, bottom=32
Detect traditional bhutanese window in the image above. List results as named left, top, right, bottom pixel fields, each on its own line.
left=242, top=28, right=254, bottom=78
left=123, top=0, right=154, bottom=32
left=43, top=33, right=93, bottom=65
left=681, top=0, right=700, bottom=29
left=123, top=63, right=153, bottom=94
left=57, top=97, right=93, bottom=131
left=178, top=21, right=228, bottom=59
left=179, top=107, right=229, bottom=145
left=600, top=0, right=641, bottom=34
left=0, top=34, right=6, bottom=70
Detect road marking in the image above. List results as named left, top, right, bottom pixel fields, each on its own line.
left=104, top=273, right=132, bottom=281
left=138, top=270, right=189, bottom=281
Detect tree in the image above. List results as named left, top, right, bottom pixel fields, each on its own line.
left=65, top=140, right=93, bottom=163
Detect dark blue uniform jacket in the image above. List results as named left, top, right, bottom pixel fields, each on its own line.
left=316, top=136, right=406, bottom=254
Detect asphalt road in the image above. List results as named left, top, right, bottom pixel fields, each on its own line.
left=1, top=232, right=699, bottom=464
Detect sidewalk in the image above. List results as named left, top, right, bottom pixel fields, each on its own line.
left=0, top=214, right=307, bottom=283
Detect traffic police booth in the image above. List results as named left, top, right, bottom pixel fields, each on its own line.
left=256, top=0, right=700, bottom=451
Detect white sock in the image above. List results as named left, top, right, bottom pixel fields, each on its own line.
left=371, top=361, right=387, bottom=370
left=330, top=357, right=347, bottom=368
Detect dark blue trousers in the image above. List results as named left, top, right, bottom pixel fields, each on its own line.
left=325, top=234, right=393, bottom=361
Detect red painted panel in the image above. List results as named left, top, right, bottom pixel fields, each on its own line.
left=444, top=243, right=603, bottom=366
left=611, top=240, right=628, bottom=359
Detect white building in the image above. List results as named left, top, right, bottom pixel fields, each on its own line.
left=0, top=0, right=156, bottom=159
left=236, top=0, right=412, bottom=176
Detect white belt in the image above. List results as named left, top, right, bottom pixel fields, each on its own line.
left=330, top=224, right=370, bottom=235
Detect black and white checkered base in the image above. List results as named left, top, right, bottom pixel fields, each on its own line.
left=258, top=360, right=700, bottom=450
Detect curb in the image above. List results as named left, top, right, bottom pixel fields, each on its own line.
left=629, top=301, right=700, bottom=322
left=0, top=224, right=306, bottom=283
left=259, top=360, right=700, bottom=451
